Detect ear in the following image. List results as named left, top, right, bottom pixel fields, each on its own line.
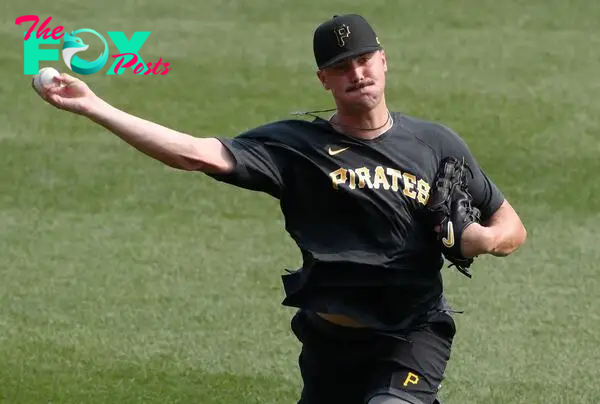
left=316, top=70, right=330, bottom=90
left=380, top=50, right=388, bottom=73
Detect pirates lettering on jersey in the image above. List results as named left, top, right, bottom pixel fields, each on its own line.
left=328, top=165, right=431, bottom=205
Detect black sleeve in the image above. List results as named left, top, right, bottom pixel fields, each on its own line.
left=436, top=124, right=505, bottom=221
left=206, top=126, right=287, bottom=199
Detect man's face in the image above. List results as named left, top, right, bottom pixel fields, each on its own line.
left=317, top=50, right=388, bottom=112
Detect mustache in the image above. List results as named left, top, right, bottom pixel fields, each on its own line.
left=346, top=80, right=375, bottom=92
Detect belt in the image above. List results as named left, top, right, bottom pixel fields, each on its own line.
left=316, top=312, right=369, bottom=328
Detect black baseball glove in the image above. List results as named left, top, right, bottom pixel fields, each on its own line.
left=426, top=157, right=481, bottom=278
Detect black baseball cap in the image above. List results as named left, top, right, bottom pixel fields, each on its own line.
left=313, top=14, right=383, bottom=70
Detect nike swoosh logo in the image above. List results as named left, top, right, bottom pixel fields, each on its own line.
left=442, top=221, right=455, bottom=248
left=328, top=147, right=350, bottom=156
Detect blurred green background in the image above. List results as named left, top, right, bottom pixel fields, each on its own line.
left=1, top=1, right=598, bottom=402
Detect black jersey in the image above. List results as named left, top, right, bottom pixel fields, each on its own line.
left=208, top=111, right=504, bottom=328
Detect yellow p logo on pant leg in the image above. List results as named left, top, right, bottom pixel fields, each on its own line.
left=402, top=372, right=420, bottom=387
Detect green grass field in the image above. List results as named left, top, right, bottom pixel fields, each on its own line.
left=2, top=1, right=599, bottom=403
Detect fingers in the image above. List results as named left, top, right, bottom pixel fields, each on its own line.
left=44, top=90, right=71, bottom=111
left=45, top=82, right=63, bottom=93
left=39, top=87, right=55, bottom=104
left=30, top=70, right=93, bottom=114
left=31, top=77, right=59, bottom=100
left=44, top=91, right=60, bottom=107
left=41, top=75, right=74, bottom=98
left=33, top=80, right=62, bottom=105
left=52, top=72, right=79, bottom=86
left=51, top=75, right=68, bottom=88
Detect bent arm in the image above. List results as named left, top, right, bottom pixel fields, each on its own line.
left=85, top=98, right=234, bottom=174
left=482, top=199, right=528, bottom=256
left=461, top=199, right=527, bottom=258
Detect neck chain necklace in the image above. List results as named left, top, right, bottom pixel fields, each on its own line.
left=289, top=108, right=394, bottom=133
left=329, top=110, right=393, bottom=132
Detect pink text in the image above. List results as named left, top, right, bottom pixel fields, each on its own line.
left=15, top=15, right=64, bottom=41
left=112, top=53, right=172, bottom=75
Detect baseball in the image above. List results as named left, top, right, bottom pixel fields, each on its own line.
left=33, top=67, right=61, bottom=93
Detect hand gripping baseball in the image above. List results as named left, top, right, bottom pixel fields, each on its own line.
left=32, top=72, right=99, bottom=115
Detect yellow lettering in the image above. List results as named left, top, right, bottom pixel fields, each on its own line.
left=402, top=173, right=417, bottom=199
left=403, top=372, right=420, bottom=387
left=372, top=166, right=390, bottom=190
left=348, top=168, right=356, bottom=190
left=329, top=168, right=347, bottom=189
left=416, top=179, right=430, bottom=205
left=329, top=166, right=431, bottom=202
left=355, top=167, right=373, bottom=189
left=386, top=167, right=403, bottom=191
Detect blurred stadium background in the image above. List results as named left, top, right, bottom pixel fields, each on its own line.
left=2, top=0, right=598, bottom=402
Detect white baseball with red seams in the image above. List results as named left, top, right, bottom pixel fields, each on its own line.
left=33, top=67, right=60, bottom=93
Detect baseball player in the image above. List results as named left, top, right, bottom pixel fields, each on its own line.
left=34, top=13, right=527, bottom=404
